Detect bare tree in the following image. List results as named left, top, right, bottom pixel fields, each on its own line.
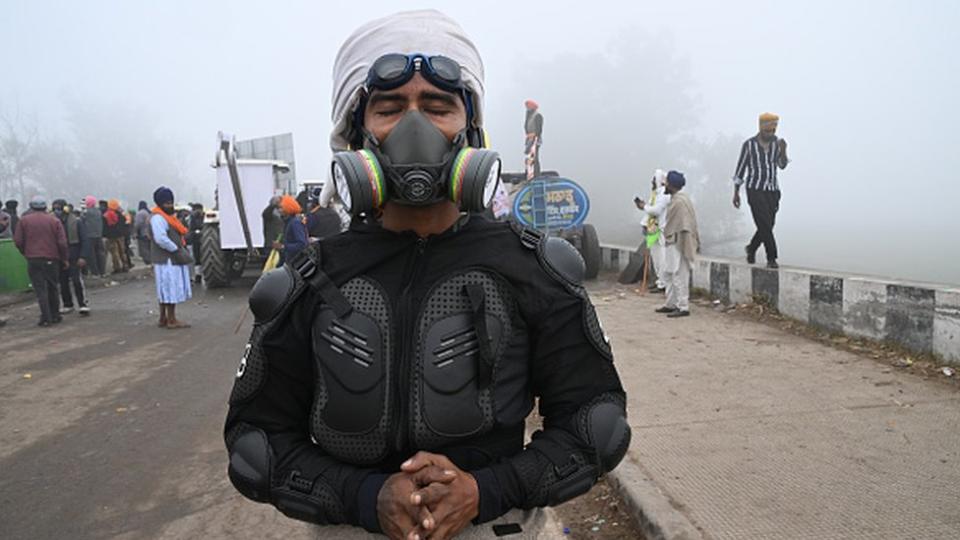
left=0, top=104, right=42, bottom=202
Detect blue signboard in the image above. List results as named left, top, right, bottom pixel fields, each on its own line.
left=512, top=178, right=590, bottom=230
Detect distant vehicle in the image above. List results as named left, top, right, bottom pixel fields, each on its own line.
left=502, top=171, right=602, bottom=279
left=201, top=132, right=291, bottom=288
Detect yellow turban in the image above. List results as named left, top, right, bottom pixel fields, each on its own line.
left=759, top=112, right=779, bottom=124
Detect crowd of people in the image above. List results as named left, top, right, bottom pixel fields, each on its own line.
left=4, top=191, right=205, bottom=327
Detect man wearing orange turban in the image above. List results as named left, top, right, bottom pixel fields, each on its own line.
left=276, top=195, right=306, bottom=266
left=732, top=112, right=789, bottom=268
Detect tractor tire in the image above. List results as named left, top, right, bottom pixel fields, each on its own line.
left=581, top=224, right=601, bottom=280
left=200, top=224, right=231, bottom=288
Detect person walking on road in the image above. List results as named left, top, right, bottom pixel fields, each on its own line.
left=52, top=200, right=91, bottom=316
left=14, top=196, right=68, bottom=327
left=148, top=187, right=192, bottom=329
left=134, top=201, right=152, bottom=264
left=733, top=112, right=789, bottom=269
left=81, top=196, right=107, bottom=277
left=656, top=171, right=700, bottom=318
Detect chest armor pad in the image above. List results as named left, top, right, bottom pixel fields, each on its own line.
left=308, top=269, right=521, bottom=464
left=411, top=270, right=517, bottom=449
left=310, top=277, right=394, bottom=465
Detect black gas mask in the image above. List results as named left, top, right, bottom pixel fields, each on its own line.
left=331, top=111, right=501, bottom=217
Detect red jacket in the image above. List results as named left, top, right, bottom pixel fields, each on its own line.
left=13, top=210, right=68, bottom=261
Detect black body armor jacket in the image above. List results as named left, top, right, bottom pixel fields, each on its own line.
left=224, top=215, right=630, bottom=532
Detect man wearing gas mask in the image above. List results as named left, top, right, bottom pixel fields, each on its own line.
left=224, top=10, right=629, bottom=540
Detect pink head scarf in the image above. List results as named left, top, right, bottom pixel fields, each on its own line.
left=84, top=196, right=97, bottom=209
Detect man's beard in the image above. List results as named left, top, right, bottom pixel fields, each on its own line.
left=162, top=206, right=175, bottom=215
left=760, top=132, right=776, bottom=142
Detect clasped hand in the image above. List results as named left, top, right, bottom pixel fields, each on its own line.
left=377, top=451, right=479, bottom=540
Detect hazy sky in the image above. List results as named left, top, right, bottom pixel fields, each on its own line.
left=2, top=0, right=958, bottom=284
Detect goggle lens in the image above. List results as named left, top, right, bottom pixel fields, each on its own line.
left=372, top=54, right=410, bottom=82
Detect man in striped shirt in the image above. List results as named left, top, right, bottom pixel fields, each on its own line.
left=733, top=112, right=789, bottom=268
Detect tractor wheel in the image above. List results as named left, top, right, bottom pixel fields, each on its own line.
left=581, top=224, right=601, bottom=280
left=200, top=224, right=231, bottom=288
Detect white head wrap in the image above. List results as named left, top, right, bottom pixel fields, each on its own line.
left=330, top=9, right=485, bottom=151
left=654, top=169, right=667, bottom=186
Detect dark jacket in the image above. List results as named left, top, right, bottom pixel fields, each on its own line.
left=306, top=206, right=342, bottom=240
left=188, top=210, right=204, bottom=246
left=82, top=207, right=103, bottom=238
left=224, top=216, right=626, bottom=531
left=279, top=214, right=307, bottom=266
left=102, top=209, right=124, bottom=239
left=262, top=204, right=283, bottom=249
left=14, top=209, right=68, bottom=261
left=58, top=212, right=92, bottom=263
left=147, top=214, right=187, bottom=265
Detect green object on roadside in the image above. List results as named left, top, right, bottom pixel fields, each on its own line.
left=646, top=230, right=661, bottom=249
left=0, top=239, right=31, bottom=293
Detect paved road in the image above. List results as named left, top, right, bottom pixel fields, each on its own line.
left=0, top=275, right=330, bottom=539
left=6, top=273, right=955, bottom=539
left=595, top=283, right=960, bottom=539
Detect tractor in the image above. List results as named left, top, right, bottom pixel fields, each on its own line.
left=200, top=132, right=291, bottom=288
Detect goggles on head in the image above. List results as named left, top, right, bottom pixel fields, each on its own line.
left=351, top=52, right=482, bottom=150
left=365, top=53, right=464, bottom=93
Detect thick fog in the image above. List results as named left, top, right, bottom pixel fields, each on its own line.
left=2, top=0, right=958, bottom=285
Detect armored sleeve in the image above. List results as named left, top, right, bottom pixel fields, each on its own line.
left=472, top=236, right=630, bottom=522
left=223, top=266, right=381, bottom=530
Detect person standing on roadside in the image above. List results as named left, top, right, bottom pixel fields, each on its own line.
left=122, top=209, right=136, bottom=270
left=305, top=188, right=342, bottom=242
left=656, top=171, right=700, bottom=318
left=275, top=194, right=306, bottom=266
left=52, top=200, right=91, bottom=316
left=81, top=196, right=107, bottom=277
left=103, top=199, right=128, bottom=273
left=148, top=187, right=192, bottom=329
left=188, top=203, right=205, bottom=284
left=3, top=200, right=19, bottom=235
left=733, top=112, right=789, bottom=269
left=635, top=169, right=670, bottom=292
left=134, top=201, right=152, bottom=264
left=14, top=196, right=68, bottom=327
left=261, top=195, right=283, bottom=250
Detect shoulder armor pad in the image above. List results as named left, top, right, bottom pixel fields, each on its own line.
left=249, top=266, right=295, bottom=323
left=541, top=236, right=586, bottom=285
